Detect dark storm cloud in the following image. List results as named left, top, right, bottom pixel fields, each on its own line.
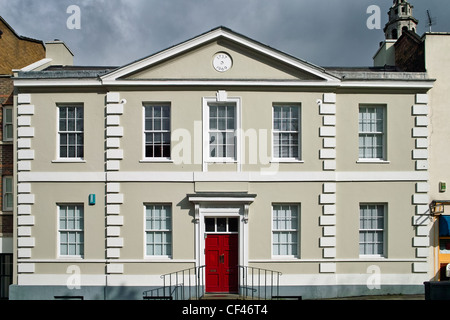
left=0, top=0, right=449, bottom=67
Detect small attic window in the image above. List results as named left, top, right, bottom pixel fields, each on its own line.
left=0, top=29, right=3, bottom=38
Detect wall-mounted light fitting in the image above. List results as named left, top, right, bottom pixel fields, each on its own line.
left=89, top=194, right=96, bottom=205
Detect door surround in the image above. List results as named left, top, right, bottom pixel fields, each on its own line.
left=188, top=193, right=256, bottom=272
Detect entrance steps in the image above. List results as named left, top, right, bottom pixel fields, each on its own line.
left=199, top=293, right=243, bottom=300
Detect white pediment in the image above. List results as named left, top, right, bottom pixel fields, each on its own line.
left=101, top=27, right=340, bottom=85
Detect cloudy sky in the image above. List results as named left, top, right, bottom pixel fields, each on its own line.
left=1, top=0, right=449, bottom=68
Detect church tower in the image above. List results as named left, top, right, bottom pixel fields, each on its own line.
left=384, top=0, right=419, bottom=40
left=374, top=0, right=420, bottom=67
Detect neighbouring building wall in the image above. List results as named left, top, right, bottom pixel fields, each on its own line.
left=0, top=16, right=45, bottom=299
left=423, top=33, right=450, bottom=280
left=0, top=18, right=46, bottom=75
left=424, top=33, right=450, bottom=200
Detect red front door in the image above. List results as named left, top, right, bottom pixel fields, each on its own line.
left=205, top=234, right=238, bottom=293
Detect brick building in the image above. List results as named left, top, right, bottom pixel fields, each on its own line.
left=0, top=16, right=45, bottom=299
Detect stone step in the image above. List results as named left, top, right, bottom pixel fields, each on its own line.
left=200, top=293, right=242, bottom=300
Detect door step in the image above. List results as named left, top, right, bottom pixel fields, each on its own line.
left=200, top=293, right=242, bottom=300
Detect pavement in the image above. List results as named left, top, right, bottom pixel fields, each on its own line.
left=201, top=293, right=426, bottom=300
left=321, top=294, right=425, bottom=300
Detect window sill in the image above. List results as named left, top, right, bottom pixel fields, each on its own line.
left=359, top=255, right=386, bottom=259
left=140, top=159, right=173, bottom=163
left=52, top=159, right=86, bottom=163
left=58, top=256, right=84, bottom=260
left=271, top=256, right=300, bottom=261
left=206, top=159, right=237, bottom=164
left=144, top=256, right=172, bottom=261
left=270, top=159, right=304, bottom=163
left=357, top=159, right=390, bottom=164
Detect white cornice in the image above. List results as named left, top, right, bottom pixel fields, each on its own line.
left=13, top=78, right=433, bottom=90
left=101, top=79, right=340, bottom=87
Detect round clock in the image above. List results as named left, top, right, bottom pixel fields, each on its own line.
left=213, top=52, right=232, bottom=72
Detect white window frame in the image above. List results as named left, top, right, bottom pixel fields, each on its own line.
left=272, top=104, right=301, bottom=161
left=202, top=96, right=241, bottom=171
left=358, top=105, right=387, bottom=161
left=144, top=204, right=173, bottom=259
left=57, top=105, right=84, bottom=161
left=359, top=203, right=387, bottom=258
left=2, top=107, right=13, bottom=142
left=142, top=103, right=171, bottom=161
left=58, top=204, right=84, bottom=258
left=272, top=204, right=300, bottom=259
left=2, top=176, right=13, bottom=211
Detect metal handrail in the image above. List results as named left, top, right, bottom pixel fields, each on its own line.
left=238, top=265, right=282, bottom=300
left=143, top=266, right=205, bottom=300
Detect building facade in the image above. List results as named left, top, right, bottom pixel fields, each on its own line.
left=8, top=25, right=437, bottom=300
left=0, top=16, right=45, bottom=299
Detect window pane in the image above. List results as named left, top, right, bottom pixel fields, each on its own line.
left=144, top=106, right=171, bottom=158
left=205, top=218, right=215, bottom=232
left=359, top=204, right=384, bottom=255
left=76, top=119, right=83, bottom=131
left=359, top=106, right=385, bottom=159
left=218, top=117, right=226, bottom=131
left=209, top=105, right=236, bottom=159
left=145, top=205, right=172, bottom=256
left=228, top=218, right=238, bottom=232
left=59, top=106, right=84, bottom=158
left=5, top=194, right=12, bottom=210
left=273, top=205, right=299, bottom=256
left=4, top=177, right=12, bottom=192
left=59, top=205, right=84, bottom=256
left=217, top=218, right=227, bottom=232
left=273, top=106, right=300, bottom=159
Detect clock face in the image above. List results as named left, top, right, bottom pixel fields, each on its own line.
left=213, top=52, right=232, bottom=72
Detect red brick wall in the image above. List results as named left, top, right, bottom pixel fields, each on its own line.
left=0, top=77, right=13, bottom=236
left=0, top=215, right=13, bottom=234
left=394, top=31, right=425, bottom=72
left=0, top=19, right=46, bottom=75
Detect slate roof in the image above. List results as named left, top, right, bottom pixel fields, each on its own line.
left=17, top=65, right=118, bottom=79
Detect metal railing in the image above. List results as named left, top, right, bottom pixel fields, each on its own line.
left=143, top=266, right=205, bottom=300
left=143, top=265, right=283, bottom=300
left=238, top=266, right=282, bottom=300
